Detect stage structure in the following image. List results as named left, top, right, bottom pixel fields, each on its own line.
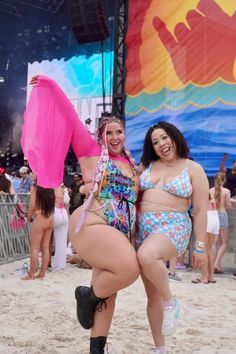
left=112, top=0, right=128, bottom=120
left=0, top=0, right=118, bottom=165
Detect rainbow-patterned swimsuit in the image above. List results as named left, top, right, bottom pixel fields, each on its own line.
left=94, top=159, right=139, bottom=239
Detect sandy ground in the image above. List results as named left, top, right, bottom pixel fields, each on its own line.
left=0, top=257, right=236, bottom=354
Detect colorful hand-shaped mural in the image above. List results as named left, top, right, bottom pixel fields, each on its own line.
left=125, top=0, right=236, bottom=175
left=153, top=0, right=236, bottom=85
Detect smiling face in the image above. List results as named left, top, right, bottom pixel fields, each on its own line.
left=151, top=128, right=176, bottom=161
left=102, top=122, right=125, bottom=156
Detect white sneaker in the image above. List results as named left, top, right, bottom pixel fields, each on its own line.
left=151, top=349, right=167, bottom=354
left=168, top=272, right=182, bottom=282
left=161, top=297, right=180, bottom=336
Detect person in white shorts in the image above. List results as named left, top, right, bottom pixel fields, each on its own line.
left=192, top=193, right=219, bottom=284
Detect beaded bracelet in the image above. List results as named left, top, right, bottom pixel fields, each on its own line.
left=193, top=248, right=205, bottom=254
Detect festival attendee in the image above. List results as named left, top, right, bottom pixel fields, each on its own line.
left=136, top=121, right=208, bottom=354
left=70, top=173, right=83, bottom=190
left=192, top=192, right=220, bottom=284
left=21, top=185, right=55, bottom=280
left=168, top=257, right=182, bottom=282
left=210, top=172, right=231, bottom=274
left=175, top=254, right=187, bottom=270
left=19, top=166, right=34, bottom=193
left=29, top=171, right=37, bottom=190
left=51, top=185, right=69, bottom=271
left=10, top=171, right=21, bottom=194
left=69, top=181, right=85, bottom=215
left=21, top=75, right=140, bottom=353
left=0, top=167, right=16, bottom=198
left=219, top=153, right=236, bottom=197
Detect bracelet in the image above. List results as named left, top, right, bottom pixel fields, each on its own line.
left=193, top=248, right=205, bottom=254
left=195, top=241, right=205, bottom=248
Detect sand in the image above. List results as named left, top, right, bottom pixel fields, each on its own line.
left=0, top=259, right=236, bottom=354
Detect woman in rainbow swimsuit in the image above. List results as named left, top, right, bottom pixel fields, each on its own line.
left=21, top=75, right=140, bottom=354
left=136, top=122, right=209, bottom=354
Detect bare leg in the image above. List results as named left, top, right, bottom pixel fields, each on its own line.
left=215, top=228, right=229, bottom=270
left=207, top=234, right=215, bottom=282
left=36, top=227, right=53, bottom=278
left=90, top=267, right=117, bottom=337
left=177, top=253, right=185, bottom=266
left=169, top=258, right=176, bottom=274
left=69, top=212, right=140, bottom=298
left=141, top=273, right=164, bottom=348
left=22, top=215, right=44, bottom=280
left=137, top=234, right=177, bottom=302
left=211, top=235, right=218, bottom=267
left=48, top=230, right=54, bottom=267
left=200, top=233, right=210, bottom=283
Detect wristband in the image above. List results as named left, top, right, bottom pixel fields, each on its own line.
left=195, top=241, right=205, bottom=248
left=193, top=248, right=205, bottom=254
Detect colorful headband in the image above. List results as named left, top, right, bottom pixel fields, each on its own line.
left=0, top=167, right=5, bottom=175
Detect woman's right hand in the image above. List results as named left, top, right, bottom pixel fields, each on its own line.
left=192, top=251, right=206, bottom=271
left=30, top=75, right=39, bottom=86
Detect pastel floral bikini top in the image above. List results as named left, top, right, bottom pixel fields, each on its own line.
left=139, top=160, right=192, bottom=198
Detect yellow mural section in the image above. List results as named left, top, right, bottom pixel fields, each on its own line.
left=141, top=0, right=236, bottom=93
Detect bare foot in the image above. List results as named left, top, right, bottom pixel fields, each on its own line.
left=21, top=273, right=35, bottom=280
left=35, top=273, right=45, bottom=279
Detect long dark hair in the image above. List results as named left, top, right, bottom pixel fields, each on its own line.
left=0, top=174, right=11, bottom=193
left=35, top=186, right=55, bottom=218
left=141, top=121, right=189, bottom=168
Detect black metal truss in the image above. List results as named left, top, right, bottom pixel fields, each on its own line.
left=112, top=0, right=128, bottom=121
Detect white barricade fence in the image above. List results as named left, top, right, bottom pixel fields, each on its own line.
left=0, top=194, right=31, bottom=265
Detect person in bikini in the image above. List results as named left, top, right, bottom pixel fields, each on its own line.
left=210, top=172, right=232, bottom=274
left=21, top=75, right=140, bottom=354
left=192, top=192, right=220, bottom=284
left=22, top=185, right=55, bottom=280
left=136, top=121, right=209, bottom=354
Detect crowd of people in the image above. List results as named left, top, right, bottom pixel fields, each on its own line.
left=1, top=75, right=235, bottom=354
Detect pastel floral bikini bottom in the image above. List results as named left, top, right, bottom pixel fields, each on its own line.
left=137, top=211, right=192, bottom=256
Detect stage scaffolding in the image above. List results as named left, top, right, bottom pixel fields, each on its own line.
left=112, top=0, right=128, bottom=120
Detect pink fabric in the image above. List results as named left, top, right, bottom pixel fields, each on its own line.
left=21, top=75, right=100, bottom=188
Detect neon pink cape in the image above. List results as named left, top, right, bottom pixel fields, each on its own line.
left=21, top=75, right=100, bottom=188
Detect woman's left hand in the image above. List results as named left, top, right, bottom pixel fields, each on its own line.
left=30, top=75, right=39, bottom=86
left=192, top=252, right=205, bottom=271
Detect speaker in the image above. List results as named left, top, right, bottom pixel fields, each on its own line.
left=68, top=0, right=109, bottom=44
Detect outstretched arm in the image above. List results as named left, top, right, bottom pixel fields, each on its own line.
left=219, top=153, right=228, bottom=172
left=21, top=75, right=100, bottom=188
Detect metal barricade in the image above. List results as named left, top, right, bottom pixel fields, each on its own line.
left=0, top=194, right=31, bottom=265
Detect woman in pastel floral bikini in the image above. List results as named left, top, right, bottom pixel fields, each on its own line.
left=136, top=121, right=209, bottom=354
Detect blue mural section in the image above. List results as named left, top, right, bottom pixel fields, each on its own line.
left=126, top=100, right=236, bottom=176
left=28, top=50, right=114, bottom=100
